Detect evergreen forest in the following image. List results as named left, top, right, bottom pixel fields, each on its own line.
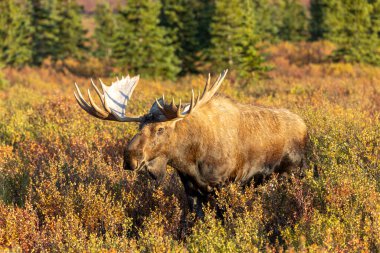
left=1, top=0, right=380, bottom=79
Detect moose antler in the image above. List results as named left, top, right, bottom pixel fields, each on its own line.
left=155, top=69, right=228, bottom=120
left=74, top=76, right=142, bottom=122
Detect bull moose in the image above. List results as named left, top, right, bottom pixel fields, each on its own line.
left=74, top=70, right=307, bottom=217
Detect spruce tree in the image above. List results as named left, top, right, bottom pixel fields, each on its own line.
left=30, top=0, right=86, bottom=65
left=279, top=0, right=309, bottom=41
left=93, top=2, right=116, bottom=61
left=208, top=0, right=266, bottom=77
left=30, top=0, right=61, bottom=65
left=113, top=0, right=180, bottom=79
left=252, top=0, right=283, bottom=42
left=160, top=0, right=201, bottom=74
left=195, top=1, right=214, bottom=53
left=310, top=0, right=380, bottom=64
left=55, top=0, right=87, bottom=61
left=309, top=0, right=326, bottom=40
left=0, top=0, right=33, bottom=67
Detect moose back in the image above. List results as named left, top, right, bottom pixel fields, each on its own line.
left=74, top=70, right=307, bottom=216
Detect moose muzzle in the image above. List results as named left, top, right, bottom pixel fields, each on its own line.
left=123, top=152, right=146, bottom=171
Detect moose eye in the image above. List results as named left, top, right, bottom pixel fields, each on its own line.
left=157, top=127, right=164, bottom=135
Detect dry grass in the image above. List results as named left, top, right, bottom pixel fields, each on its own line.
left=0, top=42, right=379, bottom=252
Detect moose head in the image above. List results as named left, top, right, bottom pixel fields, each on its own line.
left=75, top=69, right=307, bottom=218
left=74, top=70, right=228, bottom=181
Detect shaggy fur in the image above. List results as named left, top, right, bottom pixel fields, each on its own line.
left=124, top=96, right=307, bottom=216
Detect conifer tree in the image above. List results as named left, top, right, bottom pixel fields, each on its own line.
left=309, top=0, right=325, bottom=40
left=55, top=0, right=87, bottom=61
left=310, top=0, right=380, bottom=64
left=0, top=0, right=33, bottom=66
left=208, top=0, right=266, bottom=77
left=279, top=0, right=309, bottom=41
left=195, top=1, right=214, bottom=54
left=93, top=2, right=116, bottom=61
left=160, top=0, right=201, bottom=74
left=113, top=0, right=180, bottom=79
left=30, top=0, right=86, bottom=65
left=252, top=0, right=283, bottom=42
left=30, top=0, right=61, bottom=65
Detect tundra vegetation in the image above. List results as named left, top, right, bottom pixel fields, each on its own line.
left=1, top=0, right=380, bottom=252
left=1, top=42, right=380, bottom=252
left=74, top=69, right=308, bottom=219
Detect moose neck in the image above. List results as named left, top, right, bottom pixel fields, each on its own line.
left=166, top=116, right=204, bottom=173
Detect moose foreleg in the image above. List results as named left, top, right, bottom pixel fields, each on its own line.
left=178, top=172, right=207, bottom=219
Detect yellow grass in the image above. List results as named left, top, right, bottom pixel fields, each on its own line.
left=0, top=45, right=379, bottom=251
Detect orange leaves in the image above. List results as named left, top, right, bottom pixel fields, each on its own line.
left=0, top=52, right=380, bottom=251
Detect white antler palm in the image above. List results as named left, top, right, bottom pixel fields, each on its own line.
left=74, top=75, right=142, bottom=122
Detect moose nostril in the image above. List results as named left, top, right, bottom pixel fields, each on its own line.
left=124, top=158, right=138, bottom=171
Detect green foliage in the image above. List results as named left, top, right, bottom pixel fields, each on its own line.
left=0, top=0, right=33, bottom=67
left=30, top=0, right=61, bottom=65
left=309, top=0, right=325, bottom=40
left=252, top=0, right=284, bottom=42
left=113, top=0, right=180, bottom=79
left=187, top=213, right=239, bottom=252
left=160, top=0, right=202, bottom=74
left=195, top=1, right=214, bottom=56
left=55, top=0, right=87, bottom=61
left=252, top=0, right=309, bottom=43
left=0, top=68, right=9, bottom=91
left=93, top=2, right=116, bottom=61
left=208, top=0, right=266, bottom=78
left=2, top=0, right=380, bottom=71
left=30, top=0, right=86, bottom=65
left=278, top=0, right=309, bottom=42
left=310, top=0, right=380, bottom=64
left=1, top=53, right=380, bottom=252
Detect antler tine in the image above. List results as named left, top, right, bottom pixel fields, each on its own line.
left=201, top=73, right=211, bottom=100
left=156, top=98, right=165, bottom=111
left=91, top=79, right=111, bottom=113
left=74, top=83, right=91, bottom=108
left=74, top=91, right=99, bottom=118
left=155, top=94, right=166, bottom=109
left=214, top=69, right=228, bottom=91
left=74, top=84, right=105, bottom=119
left=91, top=79, right=103, bottom=103
left=202, top=69, right=228, bottom=102
left=177, top=99, right=184, bottom=118
left=99, top=78, right=106, bottom=89
left=153, top=70, right=228, bottom=121
left=87, top=89, right=109, bottom=118
left=189, top=89, right=195, bottom=114
left=74, top=76, right=143, bottom=123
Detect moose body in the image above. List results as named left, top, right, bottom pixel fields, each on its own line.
left=126, top=96, right=307, bottom=215
left=74, top=70, right=307, bottom=217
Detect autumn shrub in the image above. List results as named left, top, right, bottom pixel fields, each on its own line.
left=63, top=57, right=116, bottom=78
left=0, top=49, right=379, bottom=252
left=267, top=41, right=336, bottom=66
left=0, top=68, right=8, bottom=91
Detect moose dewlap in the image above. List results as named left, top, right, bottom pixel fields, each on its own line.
left=74, top=70, right=307, bottom=216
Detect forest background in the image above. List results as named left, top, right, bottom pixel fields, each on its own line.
left=2, top=0, right=380, bottom=79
